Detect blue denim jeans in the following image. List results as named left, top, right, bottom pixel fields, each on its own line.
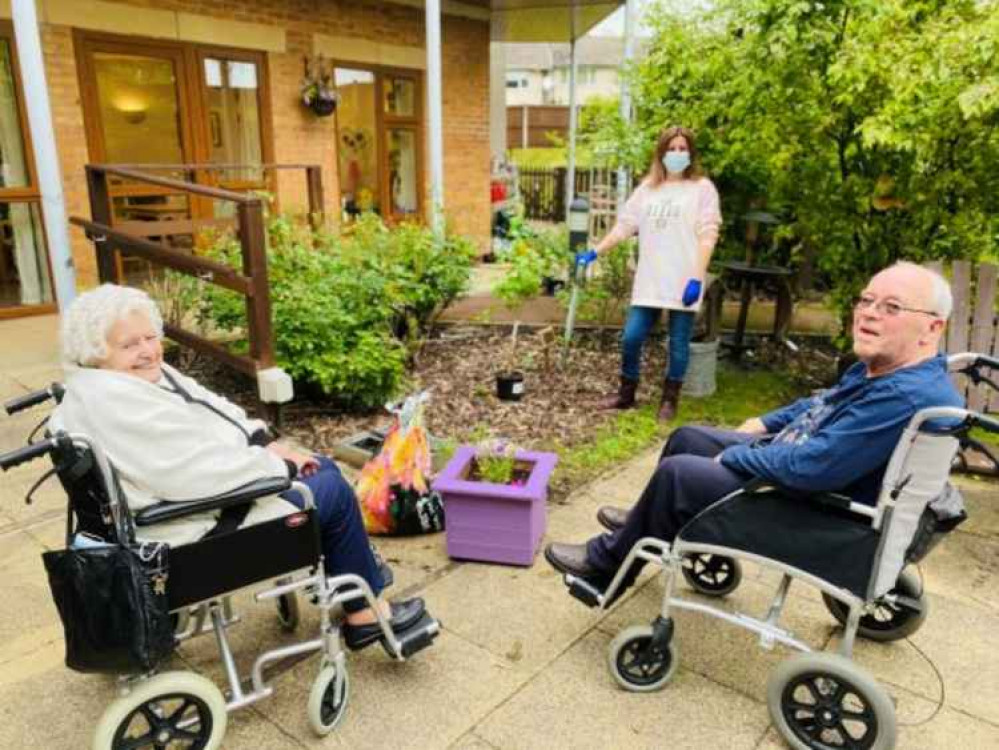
left=621, top=306, right=696, bottom=381
left=283, top=456, right=384, bottom=612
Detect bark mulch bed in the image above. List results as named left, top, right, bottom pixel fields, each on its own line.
left=172, top=326, right=840, bottom=501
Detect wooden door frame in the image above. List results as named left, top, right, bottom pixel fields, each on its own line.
left=0, top=20, right=56, bottom=318
left=331, top=61, right=425, bottom=224
left=74, top=30, right=276, bottom=216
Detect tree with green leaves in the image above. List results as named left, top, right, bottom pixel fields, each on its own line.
left=583, top=0, right=998, bottom=331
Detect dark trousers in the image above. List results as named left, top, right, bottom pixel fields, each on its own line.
left=586, top=426, right=753, bottom=579
left=283, top=456, right=384, bottom=612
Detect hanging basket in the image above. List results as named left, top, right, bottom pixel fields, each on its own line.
left=304, top=92, right=337, bottom=117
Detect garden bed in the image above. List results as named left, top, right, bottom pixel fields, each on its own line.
left=172, top=327, right=836, bottom=501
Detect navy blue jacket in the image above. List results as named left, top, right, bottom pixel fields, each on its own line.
left=720, top=355, right=963, bottom=505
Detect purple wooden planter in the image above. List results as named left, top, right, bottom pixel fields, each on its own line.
left=432, top=446, right=558, bottom=566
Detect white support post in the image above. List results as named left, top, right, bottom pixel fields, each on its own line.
left=12, top=0, right=76, bottom=309
left=425, top=0, right=445, bottom=237
left=617, top=0, right=637, bottom=209
left=564, top=2, right=579, bottom=223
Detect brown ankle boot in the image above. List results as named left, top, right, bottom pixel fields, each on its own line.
left=657, top=379, right=683, bottom=421
left=600, top=376, right=638, bottom=410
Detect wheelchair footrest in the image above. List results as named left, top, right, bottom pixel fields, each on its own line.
left=393, top=613, right=441, bottom=659
left=566, top=575, right=602, bottom=608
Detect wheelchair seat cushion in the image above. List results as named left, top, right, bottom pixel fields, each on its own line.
left=676, top=489, right=879, bottom=599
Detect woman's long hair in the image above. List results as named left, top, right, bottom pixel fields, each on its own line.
left=646, top=126, right=702, bottom=187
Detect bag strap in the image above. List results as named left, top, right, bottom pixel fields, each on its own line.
left=202, top=503, right=252, bottom=538
left=160, top=369, right=251, bottom=441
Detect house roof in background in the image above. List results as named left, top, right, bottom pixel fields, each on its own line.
left=504, top=36, right=646, bottom=68
left=379, top=0, right=623, bottom=43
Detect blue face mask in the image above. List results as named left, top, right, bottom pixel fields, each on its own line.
left=662, top=151, right=691, bottom=174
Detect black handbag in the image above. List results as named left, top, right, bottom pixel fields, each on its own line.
left=42, top=539, right=175, bottom=674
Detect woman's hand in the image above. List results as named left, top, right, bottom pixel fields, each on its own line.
left=267, top=442, right=320, bottom=477
left=682, top=278, right=703, bottom=307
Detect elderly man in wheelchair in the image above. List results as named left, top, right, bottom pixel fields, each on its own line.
left=545, top=262, right=999, bottom=750
left=0, top=284, right=440, bottom=749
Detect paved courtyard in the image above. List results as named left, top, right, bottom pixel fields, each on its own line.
left=1, top=314, right=997, bottom=749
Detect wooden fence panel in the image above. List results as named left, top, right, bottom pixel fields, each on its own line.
left=517, top=166, right=630, bottom=223
left=969, top=264, right=998, bottom=412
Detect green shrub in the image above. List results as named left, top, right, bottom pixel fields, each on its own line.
left=493, top=223, right=572, bottom=308
left=197, top=214, right=474, bottom=408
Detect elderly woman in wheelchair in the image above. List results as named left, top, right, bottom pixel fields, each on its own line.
left=1, top=284, right=440, bottom=749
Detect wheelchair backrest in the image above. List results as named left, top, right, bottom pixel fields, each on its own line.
left=867, top=409, right=962, bottom=599
left=50, top=440, right=132, bottom=544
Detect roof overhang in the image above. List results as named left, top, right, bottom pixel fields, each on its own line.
left=378, top=0, right=624, bottom=43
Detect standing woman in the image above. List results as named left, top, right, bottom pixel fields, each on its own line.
left=580, top=126, right=721, bottom=421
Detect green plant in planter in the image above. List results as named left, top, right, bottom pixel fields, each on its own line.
left=472, top=438, right=520, bottom=485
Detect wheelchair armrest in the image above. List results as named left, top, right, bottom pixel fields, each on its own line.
left=134, top=476, right=292, bottom=527
left=742, top=479, right=864, bottom=515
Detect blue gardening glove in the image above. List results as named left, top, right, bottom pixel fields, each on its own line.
left=575, top=249, right=598, bottom=269
left=682, top=278, right=703, bottom=307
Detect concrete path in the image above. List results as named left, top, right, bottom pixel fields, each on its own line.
left=1, top=314, right=997, bottom=749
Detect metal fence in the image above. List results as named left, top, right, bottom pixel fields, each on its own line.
left=518, top=167, right=630, bottom=222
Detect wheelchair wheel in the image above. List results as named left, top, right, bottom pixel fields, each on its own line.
left=607, top=625, right=678, bottom=693
left=276, top=592, right=300, bottom=633
left=93, top=671, right=227, bottom=750
left=767, top=652, right=896, bottom=750
left=822, top=569, right=927, bottom=642
left=308, top=662, right=350, bottom=736
left=681, top=553, right=742, bottom=597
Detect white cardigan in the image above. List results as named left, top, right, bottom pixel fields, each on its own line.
left=51, top=363, right=298, bottom=546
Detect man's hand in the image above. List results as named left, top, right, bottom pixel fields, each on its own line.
left=267, top=442, right=320, bottom=477
left=735, top=417, right=768, bottom=435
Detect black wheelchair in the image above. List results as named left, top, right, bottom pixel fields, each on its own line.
left=1, top=385, right=440, bottom=750
left=559, top=352, right=999, bottom=750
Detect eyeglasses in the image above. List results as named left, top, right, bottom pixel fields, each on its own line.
left=854, top=294, right=939, bottom=318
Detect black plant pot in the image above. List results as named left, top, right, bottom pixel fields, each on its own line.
left=541, top=276, right=566, bottom=296
left=496, top=371, right=525, bottom=401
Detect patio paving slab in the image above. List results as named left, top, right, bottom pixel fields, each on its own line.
left=471, top=629, right=773, bottom=750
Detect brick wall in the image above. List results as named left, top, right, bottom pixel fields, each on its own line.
left=40, top=0, right=491, bottom=288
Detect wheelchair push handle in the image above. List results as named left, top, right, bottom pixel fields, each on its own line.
left=0, top=437, right=57, bottom=472
left=4, top=383, right=64, bottom=415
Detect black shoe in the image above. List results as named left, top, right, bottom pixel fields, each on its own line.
left=596, top=506, right=628, bottom=532
left=544, top=542, right=606, bottom=580
left=343, top=597, right=426, bottom=651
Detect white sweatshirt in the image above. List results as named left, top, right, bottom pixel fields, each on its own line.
left=51, top=363, right=297, bottom=546
left=615, top=177, right=722, bottom=311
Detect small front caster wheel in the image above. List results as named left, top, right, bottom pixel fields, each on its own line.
left=607, top=625, right=678, bottom=692
left=307, top=663, right=350, bottom=736
left=767, top=652, right=896, bottom=750
left=681, top=553, right=742, bottom=597
left=93, top=671, right=227, bottom=750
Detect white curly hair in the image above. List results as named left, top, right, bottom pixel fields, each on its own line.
left=61, top=284, right=164, bottom=368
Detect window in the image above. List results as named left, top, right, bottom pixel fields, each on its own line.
left=335, top=66, right=422, bottom=222
left=505, top=73, right=529, bottom=89
left=0, top=25, right=53, bottom=314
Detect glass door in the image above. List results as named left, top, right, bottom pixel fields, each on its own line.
left=78, top=36, right=197, bottom=282
left=335, top=66, right=423, bottom=223
left=196, top=50, right=270, bottom=217
left=0, top=24, right=53, bottom=316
